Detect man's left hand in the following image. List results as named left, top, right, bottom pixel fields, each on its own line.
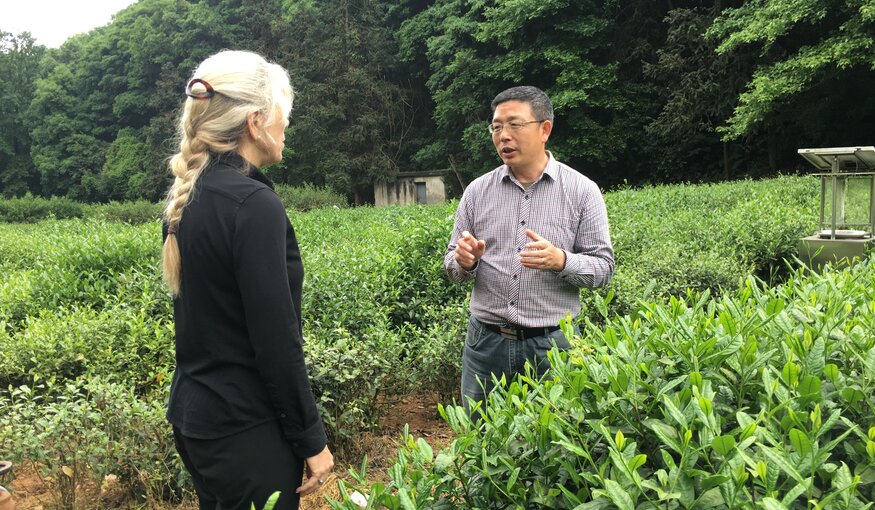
left=520, top=229, right=566, bottom=271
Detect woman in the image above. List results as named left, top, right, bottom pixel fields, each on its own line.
left=161, top=50, right=333, bottom=510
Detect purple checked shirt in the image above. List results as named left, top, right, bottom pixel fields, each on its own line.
left=444, top=153, right=614, bottom=328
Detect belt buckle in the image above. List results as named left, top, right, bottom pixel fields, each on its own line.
left=499, top=326, right=523, bottom=341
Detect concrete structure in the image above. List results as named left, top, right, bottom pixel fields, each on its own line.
left=375, top=171, right=448, bottom=207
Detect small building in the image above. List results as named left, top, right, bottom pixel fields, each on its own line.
left=375, top=170, right=448, bottom=207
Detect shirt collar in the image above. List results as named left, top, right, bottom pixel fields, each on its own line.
left=209, top=151, right=275, bottom=190
left=499, top=151, right=558, bottom=183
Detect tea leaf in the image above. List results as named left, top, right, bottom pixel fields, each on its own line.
left=760, top=445, right=805, bottom=483
left=644, top=419, right=683, bottom=454
left=789, top=428, right=811, bottom=456
left=662, top=395, right=689, bottom=429
left=711, top=435, right=736, bottom=456
left=698, top=396, right=713, bottom=416
left=416, top=438, right=433, bottom=463
left=780, top=483, right=808, bottom=506
left=701, top=474, right=730, bottom=490
left=762, top=497, right=789, bottom=510
left=865, top=347, right=875, bottom=379
left=798, top=375, right=822, bottom=402
left=689, top=371, right=702, bottom=389
left=841, top=387, right=865, bottom=404
left=603, top=479, right=634, bottom=510
left=756, top=460, right=767, bottom=481
left=398, top=488, right=415, bottom=510
left=629, top=454, right=647, bottom=471
left=506, top=467, right=521, bottom=494
left=781, top=362, right=800, bottom=387
left=823, top=363, right=839, bottom=384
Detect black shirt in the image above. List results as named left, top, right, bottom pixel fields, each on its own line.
left=164, top=152, right=326, bottom=458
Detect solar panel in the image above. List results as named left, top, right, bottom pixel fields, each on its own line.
left=798, top=146, right=875, bottom=171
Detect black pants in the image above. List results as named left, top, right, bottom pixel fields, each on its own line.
left=173, top=420, right=305, bottom=510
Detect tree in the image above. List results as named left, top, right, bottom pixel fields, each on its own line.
left=274, top=0, right=418, bottom=203
left=644, top=3, right=754, bottom=181
left=27, top=0, right=257, bottom=201
left=707, top=0, right=875, bottom=153
left=398, top=0, right=631, bottom=186
left=0, top=31, right=46, bottom=197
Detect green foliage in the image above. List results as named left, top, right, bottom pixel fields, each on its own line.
left=0, top=177, right=825, bottom=507
left=0, top=31, right=45, bottom=197
left=0, top=194, right=83, bottom=222
left=83, top=127, right=151, bottom=201
left=0, top=379, right=187, bottom=509
left=84, top=200, right=164, bottom=224
left=275, top=0, right=416, bottom=199
left=707, top=0, right=875, bottom=140
left=332, top=260, right=875, bottom=509
left=398, top=0, right=629, bottom=183
left=273, top=183, right=348, bottom=211
left=594, top=175, right=819, bottom=316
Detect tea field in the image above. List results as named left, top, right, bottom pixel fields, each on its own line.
left=3, top=175, right=863, bottom=509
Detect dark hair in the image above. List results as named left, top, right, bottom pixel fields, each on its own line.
left=490, top=86, right=554, bottom=122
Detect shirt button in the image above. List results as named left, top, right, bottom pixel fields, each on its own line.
left=520, top=220, right=526, bottom=225
left=524, top=195, right=530, bottom=200
left=280, top=413, right=287, bottom=418
left=510, top=301, right=515, bottom=306
left=516, top=247, right=522, bottom=252
left=512, top=274, right=518, bottom=279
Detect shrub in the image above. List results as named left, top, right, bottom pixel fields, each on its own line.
left=0, top=195, right=84, bottom=223
left=331, top=261, right=875, bottom=509
left=0, top=379, right=187, bottom=509
left=85, top=200, right=163, bottom=224
left=274, top=183, right=347, bottom=211
left=0, top=303, right=175, bottom=391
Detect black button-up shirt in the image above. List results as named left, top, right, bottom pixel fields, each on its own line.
left=164, top=152, right=326, bottom=457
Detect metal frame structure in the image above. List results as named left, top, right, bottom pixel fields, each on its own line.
left=798, top=146, right=875, bottom=239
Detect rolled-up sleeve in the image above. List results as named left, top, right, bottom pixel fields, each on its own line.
left=233, top=189, right=326, bottom=457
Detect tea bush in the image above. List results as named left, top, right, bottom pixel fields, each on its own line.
left=274, top=183, right=348, bottom=211
left=0, top=303, right=175, bottom=391
left=84, top=200, right=164, bottom=224
left=0, top=195, right=84, bottom=223
left=0, top=378, right=188, bottom=509
left=331, top=260, right=875, bottom=509
left=0, top=176, right=827, bottom=507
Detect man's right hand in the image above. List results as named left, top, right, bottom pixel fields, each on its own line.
left=455, top=230, right=486, bottom=270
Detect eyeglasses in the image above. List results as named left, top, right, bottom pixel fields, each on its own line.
left=487, top=120, right=545, bottom=134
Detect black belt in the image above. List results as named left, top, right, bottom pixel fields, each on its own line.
left=481, top=321, right=560, bottom=341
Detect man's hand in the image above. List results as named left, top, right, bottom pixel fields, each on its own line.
left=455, top=230, right=486, bottom=270
left=297, top=446, right=334, bottom=496
left=519, top=229, right=565, bottom=271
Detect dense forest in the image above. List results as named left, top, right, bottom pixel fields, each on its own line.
left=1, top=0, right=873, bottom=204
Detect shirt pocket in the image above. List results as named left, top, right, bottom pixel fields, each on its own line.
left=541, top=216, right=578, bottom=251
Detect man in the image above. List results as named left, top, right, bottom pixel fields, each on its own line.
left=444, top=86, right=614, bottom=417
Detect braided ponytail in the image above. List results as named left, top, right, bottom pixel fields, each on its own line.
left=162, top=51, right=293, bottom=296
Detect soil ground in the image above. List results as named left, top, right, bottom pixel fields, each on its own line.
left=3, top=393, right=454, bottom=510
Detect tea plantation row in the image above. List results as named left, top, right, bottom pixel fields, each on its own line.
left=0, top=176, right=821, bottom=507
left=333, top=261, right=875, bottom=509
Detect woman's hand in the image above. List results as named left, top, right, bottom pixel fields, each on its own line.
left=296, top=446, right=334, bottom=496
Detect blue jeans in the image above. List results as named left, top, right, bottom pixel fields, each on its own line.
left=460, top=316, right=572, bottom=418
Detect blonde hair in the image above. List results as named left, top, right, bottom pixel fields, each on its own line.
left=162, top=50, right=293, bottom=296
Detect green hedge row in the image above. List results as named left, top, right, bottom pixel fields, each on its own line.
left=0, top=176, right=823, bottom=505
left=332, top=260, right=875, bottom=509
left=0, top=184, right=348, bottom=224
